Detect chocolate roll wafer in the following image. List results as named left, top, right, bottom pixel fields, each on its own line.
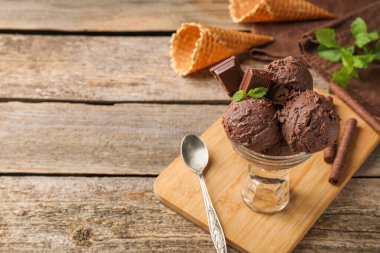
left=329, top=118, right=357, bottom=185
left=323, top=96, right=338, bottom=163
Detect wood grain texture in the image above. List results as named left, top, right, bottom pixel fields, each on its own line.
left=0, top=102, right=380, bottom=176
left=357, top=145, right=380, bottom=177
left=0, top=101, right=378, bottom=176
left=0, top=0, right=249, bottom=32
left=0, top=35, right=327, bottom=103
left=155, top=90, right=380, bottom=252
left=0, top=102, right=224, bottom=175
left=0, top=176, right=378, bottom=253
left=0, top=2, right=376, bottom=253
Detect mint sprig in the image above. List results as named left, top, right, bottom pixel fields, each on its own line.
left=316, top=28, right=338, bottom=49
left=332, top=67, right=356, bottom=88
left=351, top=18, right=379, bottom=48
left=232, top=87, right=268, bottom=102
left=232, top=90, right=247, bottom=102
left=316, top=17, right=380, bottom=87
left=247, top=87, right=268, bottom=99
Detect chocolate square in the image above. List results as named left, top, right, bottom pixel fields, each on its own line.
left=239, top=67, right=274, bottom=92
left=210, top=56, right=243, bottom=97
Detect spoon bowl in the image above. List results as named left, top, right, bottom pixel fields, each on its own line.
left=181, top=134, right=209, bottom=174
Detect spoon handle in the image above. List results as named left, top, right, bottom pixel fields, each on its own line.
left=199, top=174, right=227, bottom=253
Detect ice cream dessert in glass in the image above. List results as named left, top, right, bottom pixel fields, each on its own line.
left=211, top=56, right=340, bottom=213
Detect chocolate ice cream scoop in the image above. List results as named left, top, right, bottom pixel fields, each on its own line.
left=262, top=138, right=297, bottom=156
left=265, top=56, right=313, bottom=105
left=279, top=90, right=340, bottom=153
left=223, top=98, right=281, bottom=152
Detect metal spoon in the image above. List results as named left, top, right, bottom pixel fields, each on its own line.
left=181, top=134, right=227, bottom=253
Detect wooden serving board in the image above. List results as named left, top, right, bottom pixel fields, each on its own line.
left=154, top=89, right=379, bottom=253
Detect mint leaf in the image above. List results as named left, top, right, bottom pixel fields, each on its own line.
left=247, top=87, right=268, bottom=99
left=332, top=66, right=357, bottom=88
left=353, top=54, right=376, bottom=68
left=315, top=28, right=338, bottom=48
left=374, top=43, right=380, bottom=60
left=332, top=68, right=350, bottom=87
left=351, top=68, right=359, bottom=78
left=340, top=47, right=354, bottom=68
left=232, top=90, right=247, bottom=102
left=375, top=51, right=380, bottom=61
left=351, top=17, right=367, bottom=37
left=317, top=45, right=341, bottom=62
left=345, top=46, right=355, bottom=54
left=375, top=48, right=380, bottom=61
left=355, top=31, right=379, bottom=48
left=351, top=17, right=378, bottom=48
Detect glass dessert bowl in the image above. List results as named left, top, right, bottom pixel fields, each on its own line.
left=229, top=138, right=312, bottom=214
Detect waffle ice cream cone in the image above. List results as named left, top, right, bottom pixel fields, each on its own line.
left=229, top=0, right=336, bottom=23
left=170, top=23, right=273, bottom=76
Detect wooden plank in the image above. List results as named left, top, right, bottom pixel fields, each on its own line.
left=0, top=0, right=249, bottom=32
left=0, top=102, right=225, bottom=175
left=154, top=89, right=380, bottom=253
left=357, top=145, right=380, bottom=177
left=0, top=35, right=326, bottom=103
left=0, top=176, right=378, bottom=252
left=0, top=101, right=378, bottom=176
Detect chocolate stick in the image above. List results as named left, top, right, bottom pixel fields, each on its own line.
left=329, top=118, right=357, bottom=185
left=323, top=96, right=337, bottom=163
left=328, top=82, right=380, bottom=135
left=324, top=142, right=338, bottom=163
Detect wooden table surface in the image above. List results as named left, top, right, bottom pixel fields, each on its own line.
left=0, top=1, right=379, bottom=252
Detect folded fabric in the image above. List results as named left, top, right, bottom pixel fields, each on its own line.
left=299, top=1, right=380, bottom=121
left=250, top=0, right=377, bottom=61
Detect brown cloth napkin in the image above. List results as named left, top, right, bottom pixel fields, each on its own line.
left=299, top=1, right=380, bottom=120
left=250, top=0, right=377, bottom=61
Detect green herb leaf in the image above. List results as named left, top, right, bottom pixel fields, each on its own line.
left=375, top=51, right=380, bottom=61
left=340, top=47, right=354, bottom=67
left=348, top=67, right=357, bottom=80
left=351, top=17, right=367, bottom=37
left=315, top=28, right=338, bottom=48
left=350, top=17, right=378, bottom=48
left=332, top=68, right=350, bottom=87
left=232, top=90, right=247, bottom=102
left=355, top=31, right=379, bottom=48
left=332, top=66, right=357, bottom=88
left=345, top=46, right=355, bottom=54
left=353, top=54, right=376, bottom=68
left=317, top=45, right=341, bottom=62
left=247, top=87, right=268, bottom=99
left=374, top=43, right=380, bottom=60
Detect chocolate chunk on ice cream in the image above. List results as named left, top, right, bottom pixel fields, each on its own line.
left=223, top=98, right=281, bottom=152
left=239, top=67, right=274, bottom=92
left=210, top=56, right=243, bottom=97
left=265, top=56, right=313, bottom=105
left=279, top=90, right=340, bottom=153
